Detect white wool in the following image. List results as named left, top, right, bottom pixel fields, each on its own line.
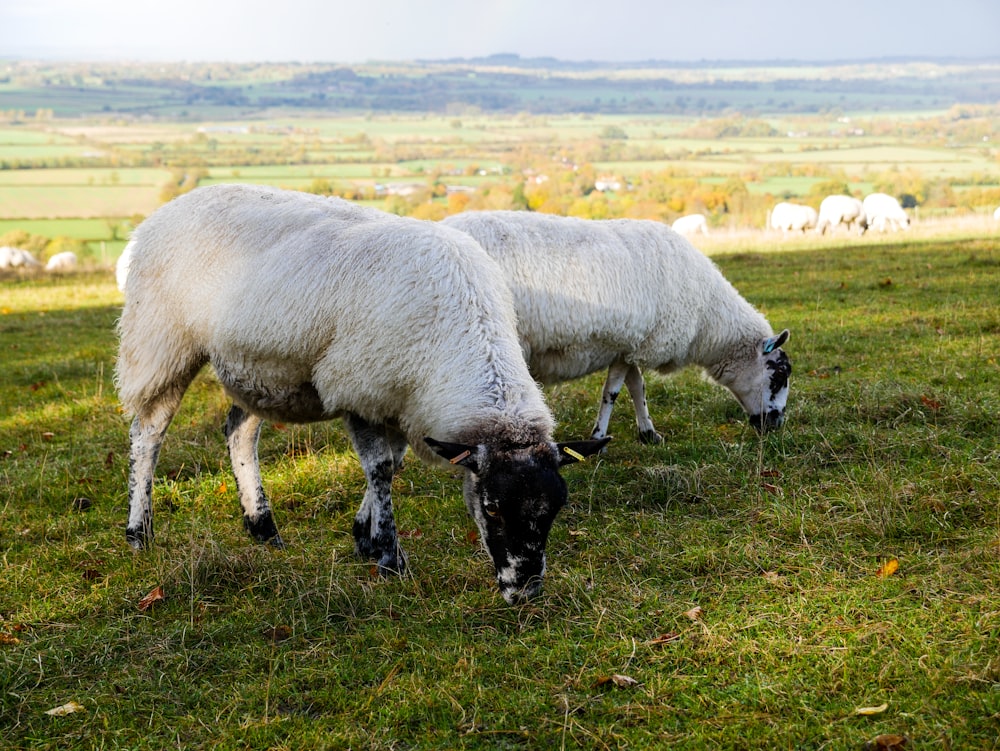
left=115, top=185, right=554, bottom=462
left=442, top=211, right=774, bottom=385
left=45, top=251, right=78, bottom=271
left=816, top=195, right=867, bottom=235
left=863, top=193, right=910, bottom=232
left=770, top=202, right=818, bottom=234
left=671, top=213, right=709, bottom=236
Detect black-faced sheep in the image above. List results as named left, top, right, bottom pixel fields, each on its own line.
left=442, top=211, right=791, bottom=445
left=116, top=184, right=607, bottom=604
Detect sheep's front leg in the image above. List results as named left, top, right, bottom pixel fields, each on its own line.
left=225, top=405, right=284, bottom=548
left=345, top=413, right=408, bottom=576
left=624, top=364, right=663, bottom=445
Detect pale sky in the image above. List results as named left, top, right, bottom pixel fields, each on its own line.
left=1, top=0, right=998, bottom=64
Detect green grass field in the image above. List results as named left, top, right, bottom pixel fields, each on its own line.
left=1, top=233, right=997, bottom=749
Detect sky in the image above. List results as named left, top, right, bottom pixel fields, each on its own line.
left=1, top=0, right=998, bottom=64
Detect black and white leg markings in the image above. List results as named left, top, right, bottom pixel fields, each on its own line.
left=345, top=413, right=407, bottom=575
left=224, top=405, right=284, bottom=547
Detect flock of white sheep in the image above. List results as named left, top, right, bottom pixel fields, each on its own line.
left=0, top=247, right=78, bottom=271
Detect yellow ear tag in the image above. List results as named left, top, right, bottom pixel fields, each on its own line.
left=449, top=449, right=472, bottom=465
left=563, top=446, right=586, bottom=462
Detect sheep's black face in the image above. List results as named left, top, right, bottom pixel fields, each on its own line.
left=426, top=437, right=610, bottom=604
left=463, top=445, right=566, bottom=604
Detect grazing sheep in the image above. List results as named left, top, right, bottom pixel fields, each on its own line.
left=116, top=184, right=608, bottom=604
left=0, top=246, right=42, bottom=269
left=671, top=213, right=709, bottom=237
left=863, top=193, right=910, bottom=232
left=45, top=251, right=78, bottom=272
left=442, top=211, right=791, bottom=444
left=769, top=202, right=818, bottom=235
left=816, top=195, right=868, bottom=235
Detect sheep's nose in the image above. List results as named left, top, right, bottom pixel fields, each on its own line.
left=750, top=410, right=785, bottom=433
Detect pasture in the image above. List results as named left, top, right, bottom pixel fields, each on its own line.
left=2, top=233, right=998, bottom=749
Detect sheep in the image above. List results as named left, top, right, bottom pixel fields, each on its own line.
left=863, top=193, right=910, bottom=232
left=769, top=202, right=818, bottom=235
left=45, top=251, right=78, bottom=272
left=671, top=213, right=709, bottom=237
left=0, top=246, right=42, bottom=269
left=116, top=184, right=608, bottom=605
left=993, top=206, right=1000, bottom=222
left=442, top=210, right=791, bottom=445
left=816, top=195, right=868, bottom=235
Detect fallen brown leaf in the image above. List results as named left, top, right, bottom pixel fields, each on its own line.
left=137, top=585, right=165, bottom=612
left=0, top=633, right=22, bottom=646
left=875, top=559, right=899, bottom=578
left=595, top=673, right=639, bottom=688
left=45, top=701, right=85, bottom=716
left=265, top=625, right=293, bottom=643
left=684, top=606, right=704, bottom=621
left=855, top=702, right=889, bottom=716
left=863, top=734, right=909, bottom=751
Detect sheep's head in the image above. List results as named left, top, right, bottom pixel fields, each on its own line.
left=717, top=329, right=791, bottom=433
left=426, top=437, right=610, bottom=604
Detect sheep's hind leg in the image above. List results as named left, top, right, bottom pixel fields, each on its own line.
left=224, top=405, right=284, bottom=548
left=624, top=364, right=663, bottom=445
left=345, top=413, right=408, bottom=576
left=591, top=360, right=633, bottom=446
left=126, top=387, right=189, bottom=549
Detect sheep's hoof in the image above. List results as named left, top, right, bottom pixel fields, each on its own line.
left=376, top=548, right=408, bottom=577
left=244, top=512, right=284, bottom=548
left=125, top=527, right=151, bottom=550
left=638, top=430, right=664, bottom=445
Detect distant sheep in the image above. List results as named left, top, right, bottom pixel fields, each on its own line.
left=672, top=213, right=709, bottom=236
left=443, top=211, right=791, bottom=444
left=116, top=185, right=607, bottom=605
left=863, top=193, right=910, bottom=232
left=0, top=246, right=42, bottom=269
left=770, top=202, right=818, bottom=235
left=45, top=251, right=78, bottom=272
left=816, top=195, right=868, bottom=235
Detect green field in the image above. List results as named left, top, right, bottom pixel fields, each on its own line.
left=2, top=234, right=998, bottom=749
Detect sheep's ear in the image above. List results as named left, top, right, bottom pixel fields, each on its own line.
left=557, top=437, right=611, bottom=466
left=425, top=438, right=479, bottom=470
left=762, top=329, right=790, bottom=355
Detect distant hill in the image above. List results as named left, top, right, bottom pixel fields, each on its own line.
left=2, top=57, right=998, bottom=118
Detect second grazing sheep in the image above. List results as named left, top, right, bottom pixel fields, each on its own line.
left=116, top=184, right=607, bottom=605
left=442, top=211, right=791, bottom=444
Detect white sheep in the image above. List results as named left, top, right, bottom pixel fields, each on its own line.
left=816, top=195, right=868, bottom=235
left=116, top=184, right=607, bottom=604
left=671, top=213, right=709, bottom=236
left=0, top=246, right=42, bottom=269
left=45, top=251, right=78, bottom=272
left=769, top=202, right=818, bottom=235
left=863, top=193, right=910, bottom=232
left=442, top=211, right=791, bottom=444
left=992, top=206, right=1000, bottom=222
